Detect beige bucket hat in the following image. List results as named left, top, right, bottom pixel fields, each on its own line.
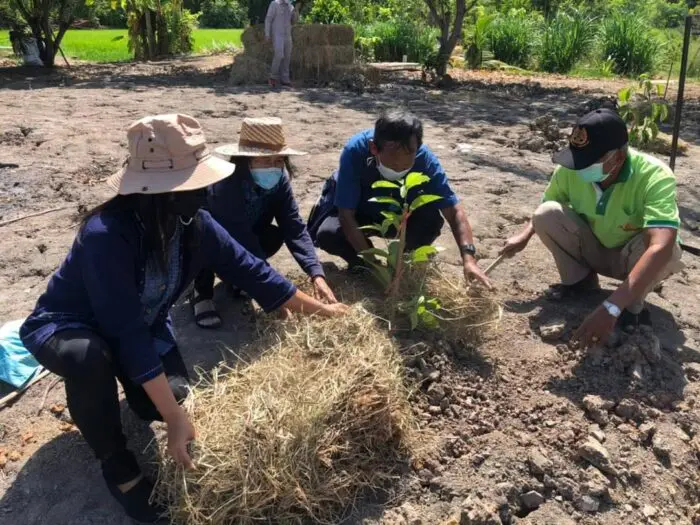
left=107, top=114, right=235, bottom=195
left=214, top=117, right=308, bottom=158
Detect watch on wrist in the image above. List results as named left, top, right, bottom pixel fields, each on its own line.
left=460, top=243, right=476, bottom=257
left=602, top=300, right=622, bottom=318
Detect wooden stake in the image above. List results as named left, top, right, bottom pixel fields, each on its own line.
left=484, top=254, right=506, bottom=276
left=0, top=206, right=71, bottom=228
left=0, top=370, right=50, bottom=410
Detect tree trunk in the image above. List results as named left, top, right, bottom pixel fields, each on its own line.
left=424, top=0, right=472, bottom=79
left=144, top=10, right=156, bottom=60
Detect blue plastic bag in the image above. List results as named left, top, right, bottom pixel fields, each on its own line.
left=0, top=319, right=42, bottom=389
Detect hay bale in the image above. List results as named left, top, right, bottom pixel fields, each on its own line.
left=156, top=307, right=414, bottom=525
left=229, top=54, right=269, bottom=85
left=233, top=24, right=355, bottom=84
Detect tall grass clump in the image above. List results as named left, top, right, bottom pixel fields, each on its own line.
left=486, top=12, right=538, bottom=68
left=601, top=14, right=660, bottom=76
left=355, top=19, right=437, bottom=63
left=539, top=9, right=595, bottom=73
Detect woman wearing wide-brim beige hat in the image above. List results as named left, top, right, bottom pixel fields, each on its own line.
left=193, top=117, right=338, bottom=329
left=18, top=114, right=348, bottom=524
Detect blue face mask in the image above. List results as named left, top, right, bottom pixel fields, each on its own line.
left=250, top=167, right=284, bottom=190
left=576, top=162, right=608, bottom=183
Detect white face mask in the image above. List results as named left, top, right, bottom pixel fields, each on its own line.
left=376, top=157, right=410, bottom=181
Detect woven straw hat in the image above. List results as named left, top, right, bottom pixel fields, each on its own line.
left=214, top=117, right=308, bottom=158
left=107, top=114, right=235, bottom=195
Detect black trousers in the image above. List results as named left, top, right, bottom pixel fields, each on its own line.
left=194, top=222, right=285, bottom=300
left=36, top=329, right=190, bottom=485
left=314, top=205, right=445, bottom=265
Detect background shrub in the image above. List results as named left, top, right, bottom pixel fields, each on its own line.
left=308, top=0, right=350, bottom=24
left=486, top=11, right=538, bottom=68
left=539, top=9, right=595, bottom=73
left=601, top=14, right=660, bottom=76
left=355, top=19, right=437, bottom=63
left=199, top=0, right=247, bottom=28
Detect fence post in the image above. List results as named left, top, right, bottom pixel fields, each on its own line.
left=669, top=15, right=693, bottom=171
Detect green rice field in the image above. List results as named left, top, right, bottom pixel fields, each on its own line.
left=0, top=28, right=243, bottom=63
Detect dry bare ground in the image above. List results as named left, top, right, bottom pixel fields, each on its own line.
left=0, top=55, right=699, bottom=525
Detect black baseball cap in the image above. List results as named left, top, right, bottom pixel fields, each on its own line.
left=553, top=108, right=629, bottom=170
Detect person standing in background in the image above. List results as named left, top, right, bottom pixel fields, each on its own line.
left=265, top=0, right=303, bottom=88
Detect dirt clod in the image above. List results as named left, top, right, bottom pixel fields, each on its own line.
left=578, top=438, right=617, bottom=476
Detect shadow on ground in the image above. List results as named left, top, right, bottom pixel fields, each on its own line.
left=507, top=289, right=690, bottom=409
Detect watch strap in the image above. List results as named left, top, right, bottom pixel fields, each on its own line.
left=603, top=300, right=622, bottom=318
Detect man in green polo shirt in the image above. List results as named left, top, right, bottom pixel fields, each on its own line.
left=501, top=108, right=683, bottom=348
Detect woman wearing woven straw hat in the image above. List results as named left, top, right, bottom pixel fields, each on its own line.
left=19, top=114, right=348, bottom=523
left=192, top=117, right=338, bottom=328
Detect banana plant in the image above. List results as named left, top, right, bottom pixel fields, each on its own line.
left=358, top=172, right=443, bottom=328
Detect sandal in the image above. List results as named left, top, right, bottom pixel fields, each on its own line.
left=106, top=476, right=168, bottom=524
left=545, top=272, right=600, bottom=300
left=191, top=293, right=222, bottom=329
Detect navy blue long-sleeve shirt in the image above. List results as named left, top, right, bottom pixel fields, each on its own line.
left=20, top=209, right=296, bottom=384
left=208, top=172, right=324, bottom=279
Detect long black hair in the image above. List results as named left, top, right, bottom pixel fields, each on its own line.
left=80, top=193, right=177, bottom=270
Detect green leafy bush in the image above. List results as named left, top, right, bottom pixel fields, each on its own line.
left=653, top=1, right=689, bottom=28
left=165, top=7, right=199, bottom=54
left=486, top=11, right=538, bottom=68
left=618, top=74, right=669, bottom=147
left=308, top=0, right=349, bottom=24
left=464, top=7, right=495, bottom=69
left=199, top=0, right=247, bottom=28
left=539, top=9, right=595, bottom=73
left=355, top=19, right=437, bottom=63
left=601, top=14, right=659, bottom=76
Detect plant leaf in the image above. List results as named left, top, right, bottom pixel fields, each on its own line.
left=409, top=310, right=419, bottom=330
left=369, top=197, right=402, bottom=209
left=405, top=172, right=430, bottom=190
left=372, top=180, right=400, bottom=190
left=400, top=184, right=408, bottom=199
left=387, top=240, right=401, bottom=268
left=618, top=87, right=631, bottom=103
left=409, top=194, right=442, bottom=212
left=360, top=248, right=389, bottom=259
left=411, top=245, right=440, bottom=263
left=359, top=224, right=382, bottom=233
left=361, top=259, right=391, bottom=288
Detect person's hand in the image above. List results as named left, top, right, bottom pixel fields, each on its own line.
left=574, top=305, right=617, bottom=349
left=321, top=303, right=350, bottom=317
left=166, top=409, right=196, bottom=470
left=464, top=257, right=492, bottom=289
left=500, top=232, right=530, bottom=258
left=312, top=276, right=337, bottom=304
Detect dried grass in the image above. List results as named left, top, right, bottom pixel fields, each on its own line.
left=155, top=306, right=415, bottom=525
left=233, top=24, right=355, bottom=84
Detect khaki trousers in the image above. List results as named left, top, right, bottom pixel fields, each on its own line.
left=532, top=201, right=683, bottom=314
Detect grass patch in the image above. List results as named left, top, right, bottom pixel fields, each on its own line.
left=0, top=28, right=242, bottom=63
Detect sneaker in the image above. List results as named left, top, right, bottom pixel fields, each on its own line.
left=106, top=476, right=168, bottom=524
left=268, top=78, right=278, bottom=88
left=545, top=272, right=600, bottom=300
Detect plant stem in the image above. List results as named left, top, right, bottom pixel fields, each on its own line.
left=387, top=210, right=408, bottom=299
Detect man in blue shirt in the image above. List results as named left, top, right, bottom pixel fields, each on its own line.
left=308, top=111, right=491, bottom=287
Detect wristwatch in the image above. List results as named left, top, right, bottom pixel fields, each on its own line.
left=602, top=300, right=622, bottom=318
left=460, top=244, right=477, bottom=257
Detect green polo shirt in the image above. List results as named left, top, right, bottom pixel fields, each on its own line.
left=542, top=148, right=680, bottom=249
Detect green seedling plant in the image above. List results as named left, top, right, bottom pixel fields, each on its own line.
left=358, top=172, right=443, bottom=330
left=618, top=74, right=670, bottom=147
